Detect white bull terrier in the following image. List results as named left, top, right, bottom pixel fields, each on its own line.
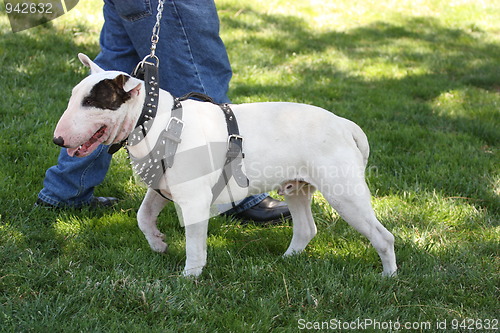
left=53, top=53, right=397, bottom=277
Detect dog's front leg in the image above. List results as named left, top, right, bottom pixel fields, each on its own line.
left=137, top=189, right=169, bottom=253
left=174, top=198, right=211, bottom=277
left=183, top=219, right=209, bottom=277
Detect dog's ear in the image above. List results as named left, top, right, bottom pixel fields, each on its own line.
left=111, top=74, right=142, bottom=98
left=78, top=53, right=104, bottom=74
left=112, top=74, right=129, bottom=89
left=122, top=76, right=142, bottom=98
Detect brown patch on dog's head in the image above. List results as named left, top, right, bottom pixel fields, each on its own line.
left=82, top=74, right=131, bottom=110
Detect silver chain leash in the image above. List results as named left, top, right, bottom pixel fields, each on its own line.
left=149, top=0, right=165, bottom=60
left=119, top=0, right=165, bottom=154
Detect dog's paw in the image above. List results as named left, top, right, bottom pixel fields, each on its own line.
left=382, top=269, right=397, bottom=278
left=182, top=266, right=203, bottom=278
left=148, top=237, right=168, bottom=253
left=283, top=248, right=302, bottom=257
left=154, top=231, right=166, bottom=241
left=146, top=234, right=168, bottom=253
left=150, top=241, right=168, bottom=253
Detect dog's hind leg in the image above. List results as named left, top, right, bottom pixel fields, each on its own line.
left=137, top=188, right=169, bottom=253
left=282, top=182, right=317, bottom=256
left=323, top=181, right=397, bottom=276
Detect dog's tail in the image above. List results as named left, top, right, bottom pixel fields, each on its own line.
left=349, top=121, right=370, bottom=167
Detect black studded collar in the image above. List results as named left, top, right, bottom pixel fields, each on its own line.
left=108, top=60, right=160, bottom=155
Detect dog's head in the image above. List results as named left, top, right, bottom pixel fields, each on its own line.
left=53, top=53, right=143, bottom=157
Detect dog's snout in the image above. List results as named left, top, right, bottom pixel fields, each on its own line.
left=53, top=136, right=65, bottom=147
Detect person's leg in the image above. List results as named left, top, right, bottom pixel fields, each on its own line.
left=161, top=0, right=269, bottom=213
left=36, top=0, right=136, bottom=207
left=157, top=0, right=232, bottom=103
left=37, top=146, right=113, bottom=207
left=116, top=0, right=269, bottom=214
left=111, top=0, right=232, bottom=102
left=93, top=0, right=145, bottom=73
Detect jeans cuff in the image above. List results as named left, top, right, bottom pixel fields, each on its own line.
left=37, top=192, right=93, bottom=208
left=223, top=193, right=268, bottom=215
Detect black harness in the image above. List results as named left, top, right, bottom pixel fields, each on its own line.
left=110, top=60, right=248, bottom=204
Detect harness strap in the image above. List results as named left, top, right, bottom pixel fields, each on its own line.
left=177, top=91, right=215, bottom=103
left=173, top=92, right=250, bottom=204
left=211, top=103, right=249, bottom=206
left=128, top=97, right=183, bottom=190
left=164, top=99, right=184, bottom=168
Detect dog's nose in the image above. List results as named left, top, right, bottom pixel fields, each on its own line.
left=53, top=136, right=65, bottom=147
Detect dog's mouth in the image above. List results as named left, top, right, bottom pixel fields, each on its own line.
left=67, top=125, right=108, bottom=157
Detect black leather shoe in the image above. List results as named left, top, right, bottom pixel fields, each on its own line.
left=229, top=196, right=291, bottom=225
left=88, top=196, right=119, bottom=208
left=35, top=196, right=119, bottom=209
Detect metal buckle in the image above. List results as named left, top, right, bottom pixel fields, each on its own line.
left=227, top=134, right=244, bottom=145
left=166, top=116, right=184, bottom=130
left=227, top=134, right=244, bottom=158
left=165, top=117, right=184, bottom=143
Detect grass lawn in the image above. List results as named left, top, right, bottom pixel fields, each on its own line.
left=1, top=0, right=499, bottom=331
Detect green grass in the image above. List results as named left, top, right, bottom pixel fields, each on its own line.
left=1, top=0, right=499, bottom=331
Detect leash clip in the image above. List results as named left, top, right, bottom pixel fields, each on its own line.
left=132, top=56, right=159, bottom=79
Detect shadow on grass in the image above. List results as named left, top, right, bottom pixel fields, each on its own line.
left=220, top=7, right=499, bottom=215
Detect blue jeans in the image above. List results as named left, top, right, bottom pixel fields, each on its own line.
left=38, top=0, right=266, bottom=211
